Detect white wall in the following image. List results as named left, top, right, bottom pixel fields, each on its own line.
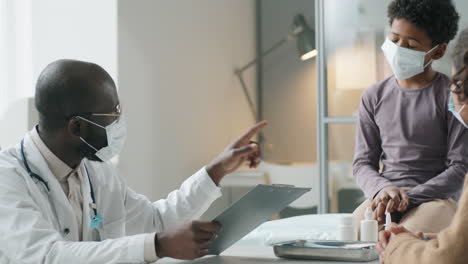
left=0, top=0, right=34, bottom=149
left=117, top=0, right=257, bottom=200
left=0, top=0, right=117, bottom=149
left=31, top=0, right=118, bottom=82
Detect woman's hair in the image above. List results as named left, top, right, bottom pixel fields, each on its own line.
left=451, top=49, right=468, bottom=103
left=453, top=28, right=468, bottom=71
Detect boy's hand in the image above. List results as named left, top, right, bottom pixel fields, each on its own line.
left=372, top=186, right=409, bottom=223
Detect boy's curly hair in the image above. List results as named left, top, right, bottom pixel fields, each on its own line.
left=388, top=0, right=459, bottom=46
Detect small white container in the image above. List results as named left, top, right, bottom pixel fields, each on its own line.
left=337, top=215, right=357, bottom=241
left=360, top=207, right=378, bottom=242
left=385, top=212, right=392, bottom=231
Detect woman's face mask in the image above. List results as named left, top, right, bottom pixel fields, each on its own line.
left=77, top=116, right=127, bottom=162
left=448, top=95, right=468, bottom=128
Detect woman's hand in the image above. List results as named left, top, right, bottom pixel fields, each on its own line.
left=377, top=224, right=423, bottom=264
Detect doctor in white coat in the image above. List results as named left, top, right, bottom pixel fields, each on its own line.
left=0, top=59, right=268, bottom=264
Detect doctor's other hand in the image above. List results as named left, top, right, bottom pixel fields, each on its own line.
left=371, top=186, right=409, bottom=223
left=206, top=120, right=268, bottom=185
left=155, top=220, right=221, bottom=260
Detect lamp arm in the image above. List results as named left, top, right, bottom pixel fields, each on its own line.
left=235, top=72, right=265, bottom=145
left=234, top=30, right=300, bottom=122
left=236, top=31, right=298, bottom=74
left=236, top=71, right=258, bottom=121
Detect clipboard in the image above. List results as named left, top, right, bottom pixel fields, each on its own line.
left=208, top=184, right=311, bottom=255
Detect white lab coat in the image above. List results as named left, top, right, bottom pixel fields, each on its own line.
left=0, top=131, right=222, bottom=264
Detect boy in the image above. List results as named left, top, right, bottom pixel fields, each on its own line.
left=353, top=0, right=468, bottom=234
left=377, top=31, right=468, bottom=264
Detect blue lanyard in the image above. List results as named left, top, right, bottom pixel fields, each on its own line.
left=20, top=139, right=102, bottom=229
left=84, top=166, right=103, bottom=229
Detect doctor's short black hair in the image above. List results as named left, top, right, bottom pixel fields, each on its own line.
left=35, top=59, right=116, bottom=132
left=387, top=0, right=459, bottom=46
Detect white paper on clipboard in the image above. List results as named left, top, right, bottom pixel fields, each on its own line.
left=208, top=184, right=311, bottom=255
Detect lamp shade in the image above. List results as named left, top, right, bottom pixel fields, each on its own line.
left=293, top=14, right=317, bottom=61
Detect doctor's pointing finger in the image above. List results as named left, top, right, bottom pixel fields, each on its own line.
left=205, top=121, right=268, bottom=185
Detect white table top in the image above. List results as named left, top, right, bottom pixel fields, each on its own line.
left=158, top=245, right=379, bottom=264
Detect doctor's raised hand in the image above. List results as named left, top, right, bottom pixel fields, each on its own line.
left=205, top=120, right=268, bottom=185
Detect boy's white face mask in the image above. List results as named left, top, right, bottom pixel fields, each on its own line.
left=449, top=96, right=468, bottom=128
left=78, top=116, right=127, bottom=162
left=381, top=38, right=439, bottom=80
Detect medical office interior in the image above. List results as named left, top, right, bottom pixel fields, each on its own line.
left=1, top=0, right=468, bottom=262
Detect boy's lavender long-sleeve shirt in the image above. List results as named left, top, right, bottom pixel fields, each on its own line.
left=353, top=73, right=468, bottom=207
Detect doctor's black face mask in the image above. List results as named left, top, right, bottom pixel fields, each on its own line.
left=78, top=141, right=103, bottom=162
left=76, top=123, right=108, bottom=163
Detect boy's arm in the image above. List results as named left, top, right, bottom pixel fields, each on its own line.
left=406, top=112, right=468, bottom=206
left=353, top=91, right=392, bottom=200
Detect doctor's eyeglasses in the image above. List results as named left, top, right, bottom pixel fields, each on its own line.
left=69, top=104, right=122, bottom=123
left=90, top=104, right=122, bottom=118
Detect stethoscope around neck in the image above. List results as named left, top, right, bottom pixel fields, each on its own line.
left=20, top=139, right=103, bottom=229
